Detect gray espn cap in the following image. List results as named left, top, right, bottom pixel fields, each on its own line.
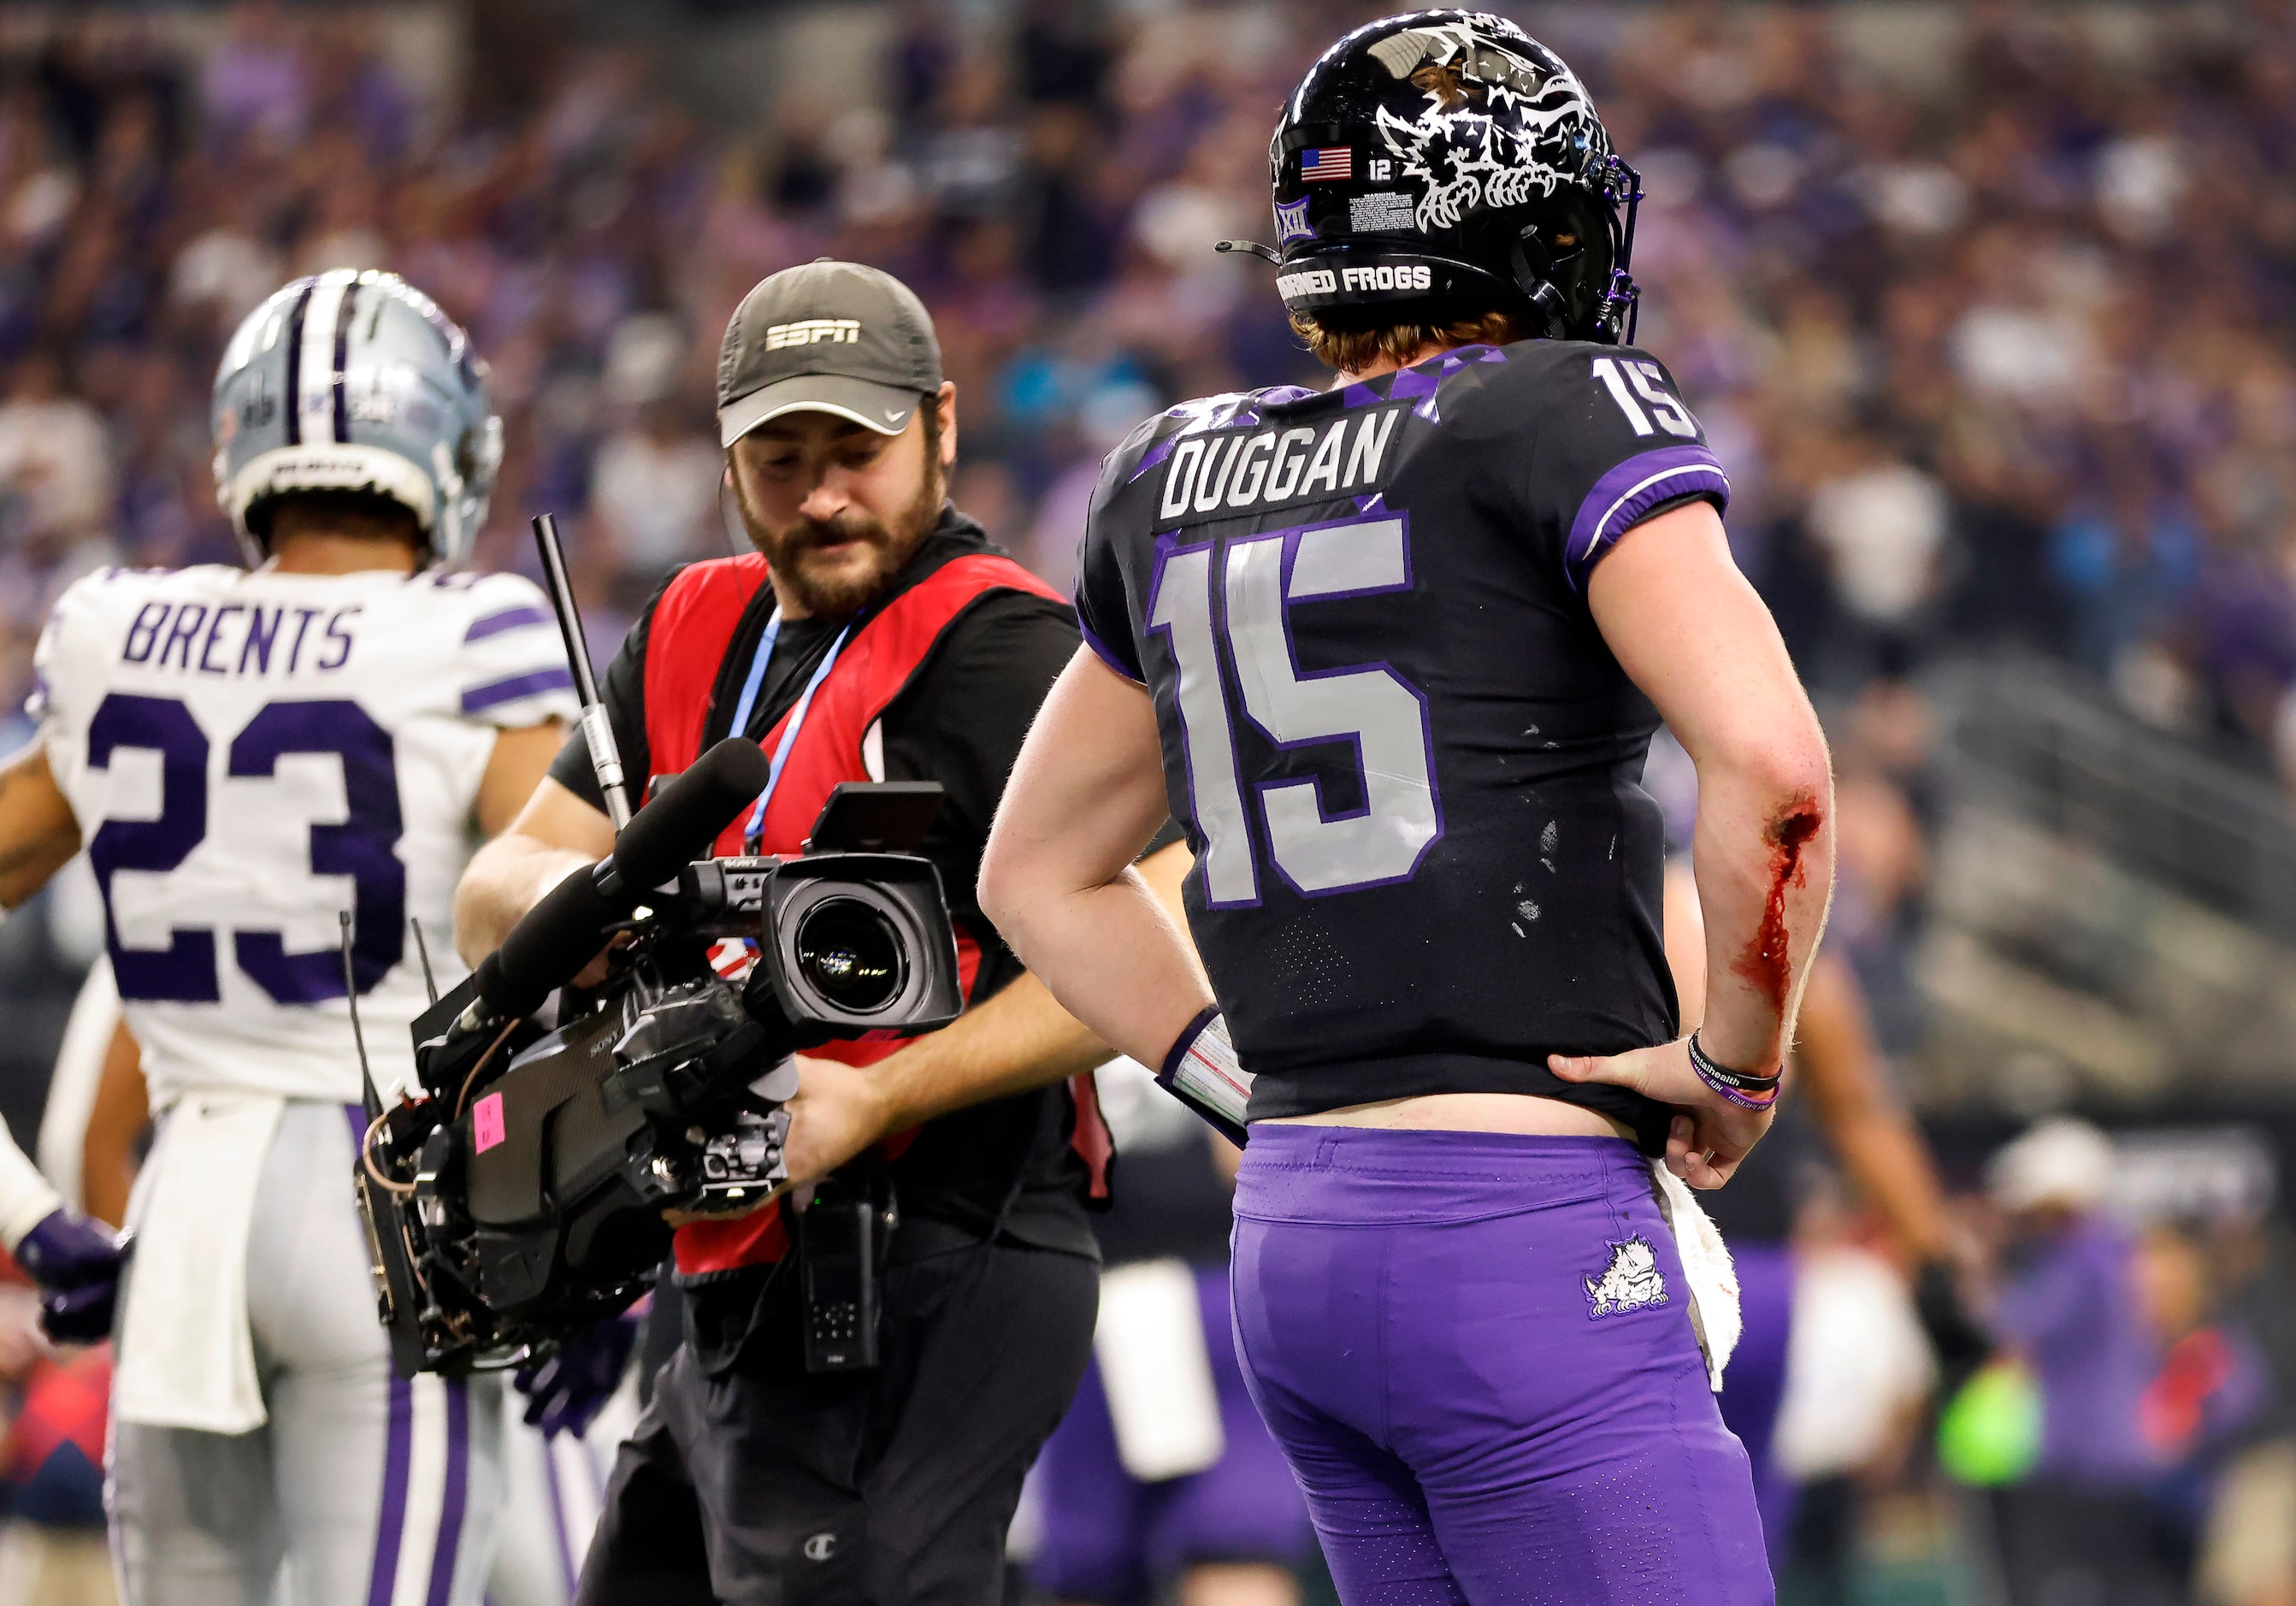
left=717, top=259, right=943, bottom=447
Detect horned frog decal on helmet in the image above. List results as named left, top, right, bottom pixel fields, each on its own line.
left=1369, top=15, right=1607, bottom=233
left=1585, top=1235, right=1669, bottom=1319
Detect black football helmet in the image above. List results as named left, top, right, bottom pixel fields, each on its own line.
left=1231, top=11, right=1641, bottom=344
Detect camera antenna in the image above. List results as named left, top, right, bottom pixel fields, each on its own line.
left=533, top=511, right=632, bottom=834
left=409, top=918, right=440, bottom=1006
left=343, top=910, right=383, bottom=1123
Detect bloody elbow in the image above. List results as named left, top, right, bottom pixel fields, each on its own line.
left=1726, top=790, right=1831, bottom=1017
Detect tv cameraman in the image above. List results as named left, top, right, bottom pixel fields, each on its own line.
left=456, top=261, right=1184, bottom=1606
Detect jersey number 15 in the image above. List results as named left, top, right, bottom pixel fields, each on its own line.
left=1148, top=514, right=1441, bottom=906
left=86, top=692, right=404, bottom=1004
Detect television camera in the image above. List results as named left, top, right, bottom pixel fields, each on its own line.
left=353, top=739, right=962, bottom=1377
left=352, top=517, right=962, bottom=1378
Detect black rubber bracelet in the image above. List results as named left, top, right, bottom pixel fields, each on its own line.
left=1687, top=1032, right=1780, bottom=1108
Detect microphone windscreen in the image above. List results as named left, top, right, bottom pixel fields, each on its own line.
left=475, top=861, right=616, bottom=1020
left=610, top=738, right=771, bottom=893
left=471, top=737, right=770, bottom=1021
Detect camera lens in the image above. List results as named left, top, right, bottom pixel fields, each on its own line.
left=793, top=898, right=906, bottom=1014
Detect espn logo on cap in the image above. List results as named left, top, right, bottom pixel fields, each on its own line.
left=765, top=318, right=861, bottom=350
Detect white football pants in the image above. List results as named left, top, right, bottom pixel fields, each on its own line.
left=108, top=1100, right=503, bottom=1605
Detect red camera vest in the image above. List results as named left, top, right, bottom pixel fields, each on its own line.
left=641, top=552, right=1113, bottom=1273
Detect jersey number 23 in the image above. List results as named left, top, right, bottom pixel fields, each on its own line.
left=86, top=692, right=404, bottom=1004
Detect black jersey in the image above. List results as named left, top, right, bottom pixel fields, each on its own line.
left=1075, top=338, right=1730, bottom=1143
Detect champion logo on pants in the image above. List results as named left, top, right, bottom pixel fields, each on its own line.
left=1585, top=1237, right=1669, bottom=1319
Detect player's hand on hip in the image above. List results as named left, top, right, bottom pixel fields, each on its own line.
left=1547, top=1042, right=1774, bottom=1190
left=15, top=1209, right=128, bottom=1345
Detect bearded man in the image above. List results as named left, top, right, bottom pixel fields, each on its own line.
left=457, top=261, right=1181, bottom=1606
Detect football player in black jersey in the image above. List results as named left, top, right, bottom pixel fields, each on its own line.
left=983, top=14, right=1830, bottom=1602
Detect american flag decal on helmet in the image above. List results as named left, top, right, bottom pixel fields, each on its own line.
left=1300, top=147, right=1353, bottom=182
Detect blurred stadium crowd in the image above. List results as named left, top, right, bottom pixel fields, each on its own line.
left=0, top=2, right=2294, bottom=1603
left=0, top=3, right=2292, bottom=771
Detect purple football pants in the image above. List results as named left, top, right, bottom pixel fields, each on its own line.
left=1229, top=1126, right=1774, bottom=1605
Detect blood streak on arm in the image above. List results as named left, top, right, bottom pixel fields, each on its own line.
left=1728, top=800, right=1824, bottom=1026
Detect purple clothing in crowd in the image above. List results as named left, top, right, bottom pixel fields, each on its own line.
left=1994, top=1214, right=2158, bottom=1486
left=1717, top=1242, right=1798, bottom=1561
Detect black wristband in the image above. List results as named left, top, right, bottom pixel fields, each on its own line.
left=1159, top=1004, right=1224, bottom=1085
left=1687, top=1032, right=1780, bottom=1109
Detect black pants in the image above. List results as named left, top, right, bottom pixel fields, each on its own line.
left=576, top=1241, right=1098, bottom=1606
left=1990, top=1480, right=2183, bottom=1606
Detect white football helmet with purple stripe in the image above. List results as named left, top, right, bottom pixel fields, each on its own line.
left=212, top=269, right=503, bottom=570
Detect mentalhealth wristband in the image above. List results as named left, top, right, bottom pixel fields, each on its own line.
left=1687, top=1032, right=1780, bottom=1111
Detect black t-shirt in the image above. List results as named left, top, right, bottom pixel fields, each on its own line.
left=1076, top=339, right=1729, bottom=1147
left=549, top=509, right=1098, bottom=1258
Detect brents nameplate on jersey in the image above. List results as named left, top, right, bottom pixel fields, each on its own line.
left=121, top=597, right=361, bottom=678
left=1156, top=401, right=1405, bottom=528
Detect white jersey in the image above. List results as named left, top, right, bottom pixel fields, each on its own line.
left=33, top=563, right=579, bottom=1109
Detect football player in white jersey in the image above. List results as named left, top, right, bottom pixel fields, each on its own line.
left=57, top=980, right=635, bottom=1606
left=0, top=269, right=578, bottom=1605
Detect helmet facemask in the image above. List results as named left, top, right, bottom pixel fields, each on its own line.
left=1496, top=169, right=1641, bottom=343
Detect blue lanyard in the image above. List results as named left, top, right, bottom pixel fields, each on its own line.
left=727, top=605, right=855, bottom=851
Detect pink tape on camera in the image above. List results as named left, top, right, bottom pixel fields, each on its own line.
left=473, top=1092, right=506, bottom=1154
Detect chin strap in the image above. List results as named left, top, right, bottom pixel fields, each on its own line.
left=1597, top=267, right=1642, bottom=345
left=1507, top=229, right=1575, bottom=341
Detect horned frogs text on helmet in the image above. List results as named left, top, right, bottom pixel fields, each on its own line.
left=1257, top=10, right=1642, bottom=343
left=211, top=269, right=503, bottom=569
